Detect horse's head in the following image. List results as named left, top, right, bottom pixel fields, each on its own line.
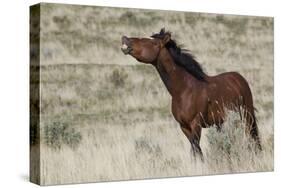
left=121, top=28, right=171, bottom=64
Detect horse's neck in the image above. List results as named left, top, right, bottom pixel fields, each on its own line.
left=155, top=48, right=196, bottom=96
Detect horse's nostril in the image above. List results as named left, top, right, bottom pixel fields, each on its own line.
left=121, top=36, right=132, bottom=55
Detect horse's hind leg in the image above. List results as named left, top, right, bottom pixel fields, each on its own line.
left=180, top=116, right=204, bottom=161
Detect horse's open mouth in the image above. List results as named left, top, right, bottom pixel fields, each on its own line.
left=121, top=36, right=132, bottom=55
left=121, top=43, right=132, bottom=55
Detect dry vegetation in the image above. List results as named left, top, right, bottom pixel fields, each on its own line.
left=31, top=3, right=273, bottom=185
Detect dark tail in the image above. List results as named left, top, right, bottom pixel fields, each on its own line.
left=241, top=103, right=262, bottom=151
left=249, top=113, right=262, bottom=151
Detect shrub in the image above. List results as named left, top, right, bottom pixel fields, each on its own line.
left=135, top=137, right=162, bottom=157
left=44, top=121, right=82, bottom=149
left=206, top=111, right=257, bottom=167
left=53, top=15, right=71, bottom=30
left=109, top=68, right=128, bottom=88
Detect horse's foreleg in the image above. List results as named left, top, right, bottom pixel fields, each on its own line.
left=180, top=115, right=203, bottom=161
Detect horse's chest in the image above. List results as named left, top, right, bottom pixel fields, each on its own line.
left=172, top=100, right=183, bottom=122
left=171, top=99, right=195, bottom=124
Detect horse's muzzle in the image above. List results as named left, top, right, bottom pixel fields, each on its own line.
left=121, top=36, right=132, bottom=55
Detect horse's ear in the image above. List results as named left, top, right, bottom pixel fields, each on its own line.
left=162, top=33, right=171, bottom=45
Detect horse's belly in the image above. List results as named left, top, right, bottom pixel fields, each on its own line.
left=206, top=101, right=225, bottom=126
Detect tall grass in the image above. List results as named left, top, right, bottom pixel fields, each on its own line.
left=205, top=111, right=273, bottom=173
left=39, top=109, right=273, bottom=185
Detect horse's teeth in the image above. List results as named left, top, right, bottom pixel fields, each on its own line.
left=122, top=44, right=128, bottom=50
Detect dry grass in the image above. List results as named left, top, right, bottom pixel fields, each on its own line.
left=32, top=3, right=273, bottom=185
left=39, top=111, right=273, bottom=185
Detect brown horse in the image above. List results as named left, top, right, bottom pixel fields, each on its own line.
left=121, top=28, right=261, bottom=160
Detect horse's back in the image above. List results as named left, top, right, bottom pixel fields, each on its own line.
left=209, top=71, right=251, bottom=94
left=211, top=71, right=245, bottom=82
left=205, top=71, right=254, bottom=119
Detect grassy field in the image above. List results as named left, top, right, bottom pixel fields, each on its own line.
left=31, top=3, right=273, bottom=185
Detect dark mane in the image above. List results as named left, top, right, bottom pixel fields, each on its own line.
left=151, top=29, right=206, bottom=81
